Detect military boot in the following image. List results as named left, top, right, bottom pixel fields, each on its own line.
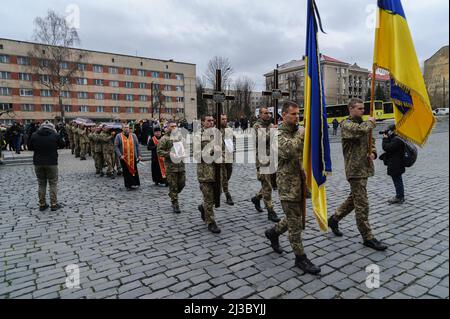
left=208, top=223, right=221, bottom=234
left=225, top=193, right=234, bottom=206
left=363, top=238, right=388, bottom=251
left=198, top=205, right=205, bottom=222
left=388, top=197, right=405, bottom=204
left=295, top=254, right=321, bottom=275
left=172, top=203, right=181, bottom=214
left=251, top=196, right=263, bottom=212
left=265, top=228, right=283, bottom=254
left=267, top=208, right=281, bottom=223
left=328, top=216, right=343, bottom=237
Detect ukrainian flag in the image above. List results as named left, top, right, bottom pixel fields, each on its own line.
left=374, top=0, right=436, bottom=146
left=303, top=0, right=332, bottom=232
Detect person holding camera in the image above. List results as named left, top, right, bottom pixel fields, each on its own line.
left=380, top=124, right=406, bottom=204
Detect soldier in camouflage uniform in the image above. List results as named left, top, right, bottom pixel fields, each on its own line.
left=73, top=124, right=80, bottom=158
left=88, top=126, right=94, bottom=157
left=157, top=121, right=186, bottom=214
left=251, top=107, right=280, bottom=222
left=265, top=101, right=321, bottom=275
left=68, top=122, right=75, bottom=154
left=328, top=98, right=387, bottom=251
left=220, top=114, right=235, bottom=206
left=99, top=126, right=116, bottom=178
left=90, top=125, right=104, bottom=176
left=196, top=115, right=222, bottom=234
left=78, top=124, right=89, bottom=160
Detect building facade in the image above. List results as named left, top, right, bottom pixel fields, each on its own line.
left=0, top=38, right=197, bottom=125
left=424, top=45, right=449, bottom=109
left=264, top=54, right=370, bottom=107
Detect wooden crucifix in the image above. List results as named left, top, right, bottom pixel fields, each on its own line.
left=202, top=69, right=235, bottom=208
left=262, top=69, right=289, bottom=125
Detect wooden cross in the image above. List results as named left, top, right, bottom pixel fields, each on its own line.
left=262, top=69, right=290, bottom=125
left=202, top=69, right=235, bottom=208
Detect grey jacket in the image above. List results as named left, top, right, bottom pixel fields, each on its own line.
left=114, top=133, right=141, bottom=160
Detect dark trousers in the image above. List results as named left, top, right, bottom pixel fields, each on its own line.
left=391, top=174, right=404, bottom=199
left=13, top=136, right=21, bottom=153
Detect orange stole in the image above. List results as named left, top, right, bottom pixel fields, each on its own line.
left=152, top=136, right=166, bottom=179
left=121, top=133, right=136, bottom=176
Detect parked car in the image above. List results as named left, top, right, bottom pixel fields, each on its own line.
left=433, top=108, right=449, bottom=116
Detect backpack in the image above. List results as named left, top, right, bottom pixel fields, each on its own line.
left=399, top=137, right=418, bottom=167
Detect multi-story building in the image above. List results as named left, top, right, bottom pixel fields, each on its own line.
left=368, top=72, right=391, bottom=101
left=424, top=45, right=449, bottom=109
left=0, top=38, right=197, bottom=125
left=263, top=54, right=370, bottom=107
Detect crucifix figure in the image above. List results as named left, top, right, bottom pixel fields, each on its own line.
left=262, top=69, right=290, bottom=125
left=202, top=69, right=235, bottom=208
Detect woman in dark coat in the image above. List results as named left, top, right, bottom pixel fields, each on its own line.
left=147, top=127, right=168, bottom=186
left=380, top=124, right=406, bottom=204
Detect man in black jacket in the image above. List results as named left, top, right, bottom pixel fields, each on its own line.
left=380, top=124, right=406, bottom=204
left=28, top=121, right=65, bottom=211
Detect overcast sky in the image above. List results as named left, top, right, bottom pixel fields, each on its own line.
left=1, top=0, right=448, bottom=90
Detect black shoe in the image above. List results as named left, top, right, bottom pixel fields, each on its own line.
left=265, top=228, right=283, bottom=254
left=117, top=171, right=122, bottom=176
left=251, top=196, right=263, bottom=212
left=268, top=209, right=281, bottom=223
left=172, top=204, right=181, bottom=214
left=155, top=182, right=159, bottom=186
left=208, top=223, right=221, bottom=234
left=363, top=238, right=388, bottom=251
left=100, top=172, right=105, bottom=177
left=295, top=254, right=321, bottom=275
left=80, top=157, right=87, bottom=161
left=388, top=197, right=405, bottom=205
left=198, top=205, right=205, bottom=222
left=225, top=193, right=234, bottom=206
left=39, top=204, right=49, bottom=211
left=50, top=204, right=62, bottom=211
left=328, top=216, right=343, bottom=237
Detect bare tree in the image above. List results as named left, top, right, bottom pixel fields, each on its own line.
left=28, top=10, right=87, bottom=123
left=196, top=77, right=208, bottom=119
left=205, top=56, right=233, bottom=90
left=151, top=83, right=165, bottom=121
left=232, top=76, right=254, bottom=119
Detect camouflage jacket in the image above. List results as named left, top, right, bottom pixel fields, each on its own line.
left=276, top=123, right=304, bottom=202
left=195, top=128, right=220, bottom=183
left=341, top=116, right=377, bottom=180
left=253, top=118, right=274, bottom=169
left=90, top=132, right=103, bottom=153
left=78, top=128, right=90, bottom=145
left=157, top=133, right=186, bottom=173
left=72, top=126, right=80, bottom=142
left=99, top=131, right=115, bottom=154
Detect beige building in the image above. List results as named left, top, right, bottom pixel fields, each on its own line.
left=0, top=38, right=197, bottom=125
left=424, top=45, right=449, bottom=109
left=263, top=54, right=370, bottom=107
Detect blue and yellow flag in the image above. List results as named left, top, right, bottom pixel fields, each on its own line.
left=303, top=0, right=332, bottom=232
left=374, top=0, right=435, bottom=146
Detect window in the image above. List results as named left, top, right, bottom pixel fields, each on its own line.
left=40, top=75, right=51, bottom=83
left=96, top=106, right=104, bottom=113
left=40, top=59, right=49, bottom=68
left=94, top=79, right=104, bottom=86
left=19, top=73, right=31, bottom=81
left=21, top=104, right=34, bottom=111
left=176, top=97, right=184, bottom=102
left=176, top=86, right=184, bottom=92
left=60, top=77, right=68, bottom=85
left=0, top=71, right=11, bottom=79
left=20, top=89, right=34, bottom=97
left=60, top=91, right=70, bottom=98
left=125, top=82, right=133, bottom=88
left=111, top=93, right=119, bottom=100
left=77, top=92, right=88, bottom=99
left=109, top=67, right=118, bottom=74
left=124, top=68, right=132, bottom=76
left=125, top=94, right=134, bottom=101
left=0, top=103, right=12, bottom=110
left=164, top=85, right=171, bottom=91
left=126, top=107, right=133, bottom=113
left=0, top=87, right=11, bottom=95
left=109, top=80, right=119, bottom=87
left=77, top=63, right=86, bottom=71
left=152, top=71, right=159, bottom=78
left=176, top=74, right=183, bottom=80
left=77, top=78, right=87, bottom=85
left=60, top=62, right=68, bottom=69
left=138, top=70, right=146, bottom=77
left=164, top=73, right=170, bottom=79
left=95, top=93, right=104, bottom=100
left=152, top=84, right=160, bottom=90
left=138, top=82, right=146, bottom=89
left=93, top=65, right=103, bottom=73
left=139, top=107, right=148, bottom=113
left=0, top=54, right=10, bottom=63
left=41, top=90, right=52, bottom=97
left=17, top=56, right=30, bottom=65
left=42, top=104, right=53, bottom=112
left=166, top=96, right=172, bottom=102
left=64, top=105, right=72, bottom=112
left=139, top=95, right=147, bottom=101
left=112, top=106, right=119, bottom=113
left=79, top=105, right=89, bottom=112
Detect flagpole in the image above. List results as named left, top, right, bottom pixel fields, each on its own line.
left=368, top=65, right=377, bottom=157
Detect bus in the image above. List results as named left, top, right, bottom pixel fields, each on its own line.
left=299, top=100, right=394, bottom=124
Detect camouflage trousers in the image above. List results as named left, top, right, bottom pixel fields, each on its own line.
left=256, top=171, right=274, bottom=210
left=199, top=182, right=216, bottom=225
left=94, top=152, right=104, bottom=173
left=274, top=201, right=305, bottom=256
left=34, top=165, right=58, bottom=207
left=103, top=151, right=114, bottom=175
left=68, top=136, right=74, bottom=153
left=221, top=163, right=233, bottom=195
left=334, top=178, right=374, bottom=241
left=167, top=171, right=186, bottom=205
left=80, top=142, right=88, bottom=158
left=74, top=141, right=80, bottom=157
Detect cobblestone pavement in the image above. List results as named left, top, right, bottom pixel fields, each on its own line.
left=0, top=119, right=448, bottom=299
